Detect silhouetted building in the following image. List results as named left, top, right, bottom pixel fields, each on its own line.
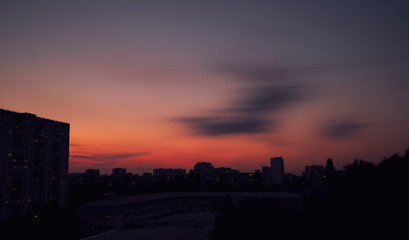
left=303, top=165, right=325, bottom=195
left=85, top=169, right=100, bottom=177
left=142, top=172, right=152, bottom=177
left=153, top=168, right=186, bottom=177
left=139, top=172, right=154, bottom=185
left=214, top=167, right=240, bottom=189
left=0, top=109, right=69, bottom=219
left=112, top=168, right=126, bottom=177
left=262, top=166, right=272, bottom=187
left=238, top=172, right=254, bottom=184
left=262, top=166, right=271, bottom=174
left=304, top=165, right=325, bottom=180
left=153, top=168, right=186, bottom=185
left=270, top=157, right=284, bottom=186
left=284, top=173, right=303, bottom=191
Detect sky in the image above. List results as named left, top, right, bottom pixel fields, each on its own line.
left=1, top=0, right=409, bottom=175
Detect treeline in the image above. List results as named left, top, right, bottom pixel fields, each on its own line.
left=332, top=150, right=409, bottom=239
left=211, top=149, right=409, bottom=240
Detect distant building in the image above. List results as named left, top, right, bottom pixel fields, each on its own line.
left=112, top=168, right=126, bottom=177
left=262, top=166, right=271, bottom=175
left=153, top=168, right=186, bottom=177
left=262, top=166, right=272, bottom=186
left=303, top=165, right=325, bottom=195
left=214, top=167, right=238, bottom=175
left=304, top=165, right=325, bottom=180
left=153, top=168, right=186, bottom=184
left=85, top=169, right=100, bottom=177
left=270, top=157, right=284, bottom=186
left=0, top=109, right=69, bottom=219
left=238, top=172, right=254, bottom=184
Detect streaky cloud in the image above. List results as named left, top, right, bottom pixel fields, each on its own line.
left=179, top=117, right=271, bottom=136
left=70, top=152, right=150, bottom=160
left=70, top=152, right=150, bottom=167
left=231, top=85, right=301, bottom=114
left=176, top=61, right=309, bottom=136
left=323, top=121, right=369, bottom=138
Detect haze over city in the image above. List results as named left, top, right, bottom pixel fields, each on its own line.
left=1, top=0, right=409, bottom=175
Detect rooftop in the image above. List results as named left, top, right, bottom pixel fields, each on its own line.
left=82, top=192, right=301, bottom=207
left=0, top=108, right=69, bottom=126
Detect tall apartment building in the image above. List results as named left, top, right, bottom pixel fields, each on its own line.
left=270, top=157, right=284, bottom=186
left=0, top=109, right=69, bottom=219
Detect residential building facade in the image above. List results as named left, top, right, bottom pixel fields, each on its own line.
left=0, top=109, right=69, bottom=219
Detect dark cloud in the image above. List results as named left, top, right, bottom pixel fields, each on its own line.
left=70, top=152, right=150, bottom=167
left=176, top=61, right=308, bottom=136
left=231, top=85, right=301, bottom=114
left=179, top=117, right=271, bottom=136
left=323, top=121, right=369, bottom=138
left=70, top=153, right=149, bottom=159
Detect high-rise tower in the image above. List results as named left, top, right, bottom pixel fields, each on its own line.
left=0, top=109, right=69, bottom=218
left=270, top=157, right=284, bottom=186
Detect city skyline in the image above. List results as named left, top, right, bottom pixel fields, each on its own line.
left=1, top=1, right=409, bottom=175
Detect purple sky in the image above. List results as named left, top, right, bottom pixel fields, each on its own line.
left=1, top=0, right=409, bottom=174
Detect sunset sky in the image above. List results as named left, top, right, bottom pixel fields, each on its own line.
left=1, top=0, right=409, bottom=174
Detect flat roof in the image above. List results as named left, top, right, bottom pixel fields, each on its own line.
left=82, top=211, right=216, bottom=240
left=0, top=108, right=69, bottom=125
left=82, top=192, right=301, bottom=207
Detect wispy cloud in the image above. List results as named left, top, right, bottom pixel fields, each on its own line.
left=229, top=85, right=301, bottom=114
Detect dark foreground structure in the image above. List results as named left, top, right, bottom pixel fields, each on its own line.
left=80, top=192, right=302, bottom=237
left=79, top=151, right=409, bottom=240
left=0, top=109, right=69, bottom=219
